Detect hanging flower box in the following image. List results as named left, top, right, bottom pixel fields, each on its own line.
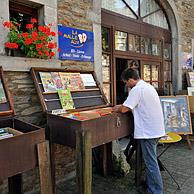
left=3, top=18, right=57, bottom=59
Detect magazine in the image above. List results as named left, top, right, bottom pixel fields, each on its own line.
left=0, top=80, right=7, bottom=103
left=51, top=72, right=63, bottom=90
left=57, top=89, right=75, bottom=110
left=59, top=72, right=85, bottom=91
left=39, top=72, right=56, bottom=92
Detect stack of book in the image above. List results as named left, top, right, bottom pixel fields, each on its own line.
left=0, top=128, right=14, bottom=140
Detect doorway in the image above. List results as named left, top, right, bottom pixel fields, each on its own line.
left=115, top=58, right=140, bottom=104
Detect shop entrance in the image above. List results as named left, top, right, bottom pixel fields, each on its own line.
left=116, top=58, right=140, bottom=104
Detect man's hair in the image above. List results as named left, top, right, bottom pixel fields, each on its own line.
left=121, top=68, right=140, bottom=81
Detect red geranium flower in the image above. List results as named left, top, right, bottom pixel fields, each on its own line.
left=26, top=24, right=33, bottom=29
left=31, top=18, right=37, bottom=23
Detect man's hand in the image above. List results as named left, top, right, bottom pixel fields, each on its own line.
left=112, top=105, right=131, bottom=113
left=112, top=105, right=122, bottom=112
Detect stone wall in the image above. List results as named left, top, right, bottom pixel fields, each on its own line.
left=1, top=0, right=194, bottom=193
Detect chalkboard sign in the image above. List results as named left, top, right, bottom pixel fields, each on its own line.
left=160, top=95, right=192, bottom=134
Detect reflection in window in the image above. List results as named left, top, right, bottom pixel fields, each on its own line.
left=164, top=43, right=171, bottom=59
left=128, top=34, right=140, bottom=53
left=125, top=0, right=139, bottom=15
left=102, top=27, right=110, bottom=52
left=143, top=10, right=169, bottom=29
left=102, top=54, right=110, bottom=82
left=141, top=37, right=152, bottom=55
left=152, top=82, right=158, bottom=88
left=152, top=65, right=159, bottom=81
left=143, top=65, right=151, bottom=81
left=102, top=0, right=136, bottom=19
left=115, top=31, right=128, bottom=51
left=152, top=40, right=161, bottom=56
left=140, top=0, right=159, bottom=17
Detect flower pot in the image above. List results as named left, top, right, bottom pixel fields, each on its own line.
left=5, top=48, right=25, bottom=57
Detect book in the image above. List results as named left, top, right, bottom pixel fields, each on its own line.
left=0, top=133, right=14, bottom=140
left=57, top=89, right=75, bottom=110
left=59, top=72, right=85, bottom=91
left=39, top=72, right=57, bottom=92
left=0, top=80, right=7, bottom=103
left=80, top=74, right=96, bottom=87
left=51, top=72, right=63, bottom=90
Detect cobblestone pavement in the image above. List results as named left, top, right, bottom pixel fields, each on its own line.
left=35, top=140, right=194, bottom=194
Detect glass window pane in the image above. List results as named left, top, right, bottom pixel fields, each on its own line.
left=143, top=65, right=151, bottom=81
left=164, top=61, right=171, bottom=71
left=124, top=0, right=139, bottom=15
left=152, top=40, right=161, bottom=56
left=102, top=27, right=110, bottom=52
left=140, top=0, right=159, bottom=17
left=115, top=31, right=128, bottom=51
left=141, top=37, right=152, bottom=55
left=152, top=82, right=158, bottom=88
left=164, top=71, right=171, bottom=81
left=103, top=84, right=111, bottom=103
left=152, top=65, right=159, bottom=81
left=102, top=0, right=137, bottom=19
left=164, top=43, right=171, bottom=59
left=143, top=10, right=169, bottom=29
left=102, top=54, right=110, bottom=82
left=128, top=34, right=140, bottom=53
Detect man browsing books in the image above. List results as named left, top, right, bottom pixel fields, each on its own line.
left=113, top=68, right=165, bottom=194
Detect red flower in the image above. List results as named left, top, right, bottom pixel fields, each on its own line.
left=44, top=50, right=49, bottom=56
left=48, top=42, right=56, bottom=49
left=25, top=38, right=33, bottom=45
left=22, top=32, right=29, bottom=38
left=51, top=31, right=56, bottom=36
left=38, top=26, right=45, bottom=32
left=49, top=51, right=55, bottom=57
left=36, top=44, right=43, bottom=50
left=58, top=31, right=62, bottom=36
left=26, top=24, right=33, bottom=29
left=5, top=42, right=18, bottom=49
left=3, top=21, right=13, bottom=28
left=31, top=18, right=37, bottom=23
left=57, top=48, right=61, bottom=52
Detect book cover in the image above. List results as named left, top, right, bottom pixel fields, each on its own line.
left=57, top=89, right=75, bottom=110
left=0, top=80, right=7, bottom=103
left=51, top=72, right=63, bottom=90
left=39, top=72, right=57, bottom=92
left=59, top=72, right=85, bottom=91
left=80, top=74, right=96, bottom=87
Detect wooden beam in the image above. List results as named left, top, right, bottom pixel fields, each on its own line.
left=37, top=141, right=53, bottom=194
left=76, top=130, right=92, bottom=194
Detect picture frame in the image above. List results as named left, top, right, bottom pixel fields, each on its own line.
left=186, top=71, right=194, bottom=87
left=160, top=95, right=192, bottom=134
left=187, top=87, right=194, bottom=96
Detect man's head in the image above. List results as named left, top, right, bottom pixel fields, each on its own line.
left=121, top=68, right=140, bottom=88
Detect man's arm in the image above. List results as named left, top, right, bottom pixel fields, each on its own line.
left=112, top=104, right=131, bottom=113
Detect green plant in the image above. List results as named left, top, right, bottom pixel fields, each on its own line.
left=3, top=18, right=57, bottom=59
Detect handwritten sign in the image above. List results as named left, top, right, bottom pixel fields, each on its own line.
left=58, top=25, right=94, bottom=62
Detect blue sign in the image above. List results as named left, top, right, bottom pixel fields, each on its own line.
left=58, top=25, right=94, bottom=62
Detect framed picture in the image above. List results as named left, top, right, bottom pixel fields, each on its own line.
left=187, top=87, right=194, bottom=96
left=186, top=71, right=194, bottom=87
left=160, top=95, right=192, bottom=134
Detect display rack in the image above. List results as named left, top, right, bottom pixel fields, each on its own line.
left=0, top=67, right=52, bottom=194
left=31, top=67, right=134, bottom=194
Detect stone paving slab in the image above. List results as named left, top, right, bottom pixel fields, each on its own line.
left=32, top=140, right=194, bottom=194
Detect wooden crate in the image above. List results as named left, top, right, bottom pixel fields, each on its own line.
left=0, top=67, right=52, bottom=194
left=31, top=67, right=134, bottom=194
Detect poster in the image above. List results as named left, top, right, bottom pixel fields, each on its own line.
left=182, top=52, right=193, bottom=69
left=58, top=25, right=94, bottom=62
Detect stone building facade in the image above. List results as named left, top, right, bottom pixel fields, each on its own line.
left=0, top=0, right=193, bottom=193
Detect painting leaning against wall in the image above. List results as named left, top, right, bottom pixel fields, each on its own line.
left=160, top=95, right=192, bottom=134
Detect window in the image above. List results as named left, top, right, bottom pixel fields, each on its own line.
left=102, top=27, right=112, bottom=103
left=102, top=0, right=169, bottom=29
left=9, top=2, right=38, bottom=31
